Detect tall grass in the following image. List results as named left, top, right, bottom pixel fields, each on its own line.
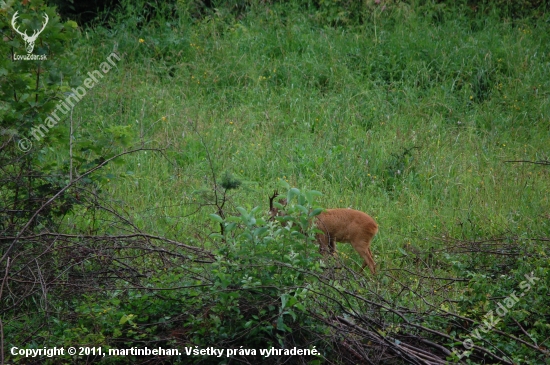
left=4, top=1, right=548, bottom=363
left=65, top=2, right=550, bottom=266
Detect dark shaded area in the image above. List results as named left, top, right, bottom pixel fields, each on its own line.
left=48, top=0, right=550, bottom=27
left=47, top=0, right=121, bottom=25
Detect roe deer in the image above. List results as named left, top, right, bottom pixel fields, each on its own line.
left=269, top=191, right=378, bottom=274
left=316, top=208, right=378, bottom=274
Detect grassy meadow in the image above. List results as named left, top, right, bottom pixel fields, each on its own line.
left=3, top=0, right=550, bottom=363
left=72, top=3, right=550, bottom=265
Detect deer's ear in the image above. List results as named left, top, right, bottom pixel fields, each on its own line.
left=268, top=190, right=278, bottom=216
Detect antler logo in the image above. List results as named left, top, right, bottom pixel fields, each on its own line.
left=11, top=11, right=49, bottom=54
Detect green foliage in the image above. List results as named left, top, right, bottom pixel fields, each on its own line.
left=220, top=170, right=242, bottom=190
left=4, top=0, right=550, bottom=363
left=1, top=0, right=78, bottom=134
left=382, top=145, right=420, bottom=194
left=449, top=245, right=550, bottom=363
left=184, top=187, right=325, bottom=352
left=11, top=188, right=327, bottom=363
left=469, top=0, right=549, bottom=19
left=0, top=0, right=79, bottom=229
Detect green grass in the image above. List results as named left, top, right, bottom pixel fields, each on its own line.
left=24, top=3, right=549, bottom=362
left=63, top=5, right=550, bottom=261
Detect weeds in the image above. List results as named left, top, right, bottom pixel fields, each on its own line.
left=2, top=0, right=549, bottom=363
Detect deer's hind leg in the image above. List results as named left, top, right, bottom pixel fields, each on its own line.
left=351, top=239, right=376, bottom=275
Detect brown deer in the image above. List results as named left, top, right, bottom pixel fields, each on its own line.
left=269, top=191, right=378, bottom=274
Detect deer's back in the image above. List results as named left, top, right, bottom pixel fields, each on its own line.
left=316, top=208, right=378, bottom=242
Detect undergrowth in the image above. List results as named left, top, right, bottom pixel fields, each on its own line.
left=2, top=0, right=549, bottom=363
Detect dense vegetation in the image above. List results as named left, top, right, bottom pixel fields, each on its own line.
left=1, top=0, right=549, bottom=363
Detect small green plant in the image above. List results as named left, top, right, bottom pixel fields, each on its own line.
left=202, top=186, right=325, bottom=353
